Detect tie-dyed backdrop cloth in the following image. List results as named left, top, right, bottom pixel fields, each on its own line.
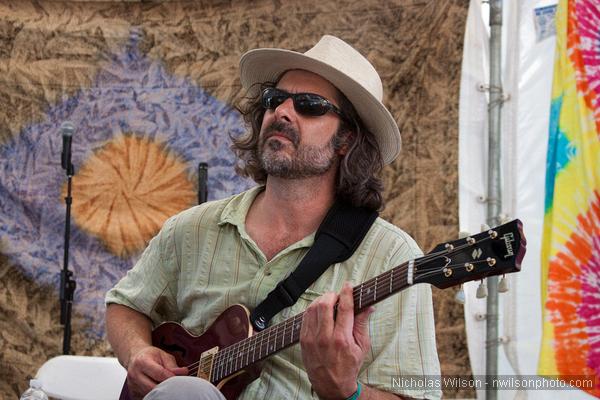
left=0, top=2, right=474, bottom=397
left=0, top=29, right=252, bottom=336
left=540, top=0, right=600, bottom=396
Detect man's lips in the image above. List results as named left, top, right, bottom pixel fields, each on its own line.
left=264, top=130, right=298, bottom=146
left=267, top=133, right=293, bottom=142
left=262, top=121, right=300, bottom=147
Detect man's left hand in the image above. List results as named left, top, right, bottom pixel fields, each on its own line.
left=300, top=282, right=375, bottom=399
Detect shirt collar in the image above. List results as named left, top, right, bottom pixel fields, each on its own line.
left=218, top=185, right=316, bottom=257
left=218, top=185, right=265, bottom=227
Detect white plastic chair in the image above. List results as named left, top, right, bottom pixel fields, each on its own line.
left=36, top=355, right=127, bottom=400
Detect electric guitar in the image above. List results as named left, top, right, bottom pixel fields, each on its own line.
left=120, top=219, right=526, bottom=400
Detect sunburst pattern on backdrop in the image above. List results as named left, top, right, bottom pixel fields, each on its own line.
left=65, top=135, right=196, bottom=257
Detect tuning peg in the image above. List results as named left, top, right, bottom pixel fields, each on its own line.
left=499, top=214, right=511, bottom=224
left=498, top=275, right=509, bottom=293
left=455, top=285, right=465, bottom=304
left=476, top=280, right=488, bottom=298
left=458, top=231, right=471, bottom=239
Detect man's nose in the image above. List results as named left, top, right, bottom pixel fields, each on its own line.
left=274, top=98, right=295, bottom=122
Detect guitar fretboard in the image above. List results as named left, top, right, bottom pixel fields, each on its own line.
left=210, top=261, right=411, bottom=383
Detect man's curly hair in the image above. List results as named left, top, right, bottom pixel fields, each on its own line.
left=231, top=80, right=385, bottom=211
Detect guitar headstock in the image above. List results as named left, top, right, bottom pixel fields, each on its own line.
left=414, top=219, right=526, bottom=289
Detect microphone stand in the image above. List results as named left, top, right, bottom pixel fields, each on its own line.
left=198, top=162, right=208, bottom=205
left=60, top=161, right=76, bottom=355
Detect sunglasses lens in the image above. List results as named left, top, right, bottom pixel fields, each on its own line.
left=295, top=95, right=329, bottom=116
left=262, top=89, right=287, bottom=109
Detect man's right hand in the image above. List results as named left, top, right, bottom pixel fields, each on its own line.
left=105, top=304, right=190, bottom=399
left=125, top=345, right=189, bottom=399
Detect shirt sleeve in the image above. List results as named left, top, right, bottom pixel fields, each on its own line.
left=359, top=228, right=442, bottom=400
left=105, top=214, right=182, bottom=326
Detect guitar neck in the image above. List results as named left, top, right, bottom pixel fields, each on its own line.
left=210, top=261, right=412, bottom=383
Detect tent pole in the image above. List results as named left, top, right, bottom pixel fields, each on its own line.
left=486, top=0, right=503, bottom=399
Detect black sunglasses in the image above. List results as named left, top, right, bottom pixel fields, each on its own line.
left=261, top=87, right=346, bottom=120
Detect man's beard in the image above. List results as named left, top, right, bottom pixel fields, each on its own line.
left=259, top=121, right=338, bottom=179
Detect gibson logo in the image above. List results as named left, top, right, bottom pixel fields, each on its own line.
left=503, top=233, right=515, bottom=258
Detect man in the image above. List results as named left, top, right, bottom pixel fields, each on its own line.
left=106, top=35, right=441, bottom=400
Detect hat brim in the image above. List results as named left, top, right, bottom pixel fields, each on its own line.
left=240, top=48, right=401, bottom=164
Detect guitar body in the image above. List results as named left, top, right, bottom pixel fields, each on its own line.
left=119, top=304, right=261, bottom=400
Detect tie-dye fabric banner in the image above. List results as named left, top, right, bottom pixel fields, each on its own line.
left=539, top=0, right=600, bottom=397
left=0, top=30, right=251, bottom=337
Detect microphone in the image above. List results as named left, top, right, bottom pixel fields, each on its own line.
left=60, top=121, right=74, bottom=175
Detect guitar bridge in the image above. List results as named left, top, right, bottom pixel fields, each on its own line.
left=197, top=346, right=219, bottom=380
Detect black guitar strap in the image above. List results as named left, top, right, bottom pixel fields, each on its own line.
left=250, top=202, right=378, bottom=331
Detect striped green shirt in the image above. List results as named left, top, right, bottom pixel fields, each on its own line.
left=106, top=186, right=441, bottom=399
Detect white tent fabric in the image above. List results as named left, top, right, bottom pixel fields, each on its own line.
left=458, top=0, right=594, bottom=399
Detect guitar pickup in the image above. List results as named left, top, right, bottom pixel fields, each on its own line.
left=197, top=346, right=219, bottom=380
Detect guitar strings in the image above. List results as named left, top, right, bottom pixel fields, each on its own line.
left=190, top=236, right=493, bottom=378
left=189, top=236, right=494, bottom=378
left=189, top=265, right=410, bottom=379
left=193, top=255, right=481, bottom=379
left=205, top=273, right=412, bottom=380
left=190, top=267, right=408, bottom=379
left=187, top=234, right=498, bottom=378
left=191, top=263, right=459, bottom=379
left=212, top=234, right=498, bottom=373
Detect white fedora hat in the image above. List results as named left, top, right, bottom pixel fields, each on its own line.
left=239, top=35, right=401, bottom=164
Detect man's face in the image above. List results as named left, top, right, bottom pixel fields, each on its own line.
left=258, top=70, right=345, bottom=179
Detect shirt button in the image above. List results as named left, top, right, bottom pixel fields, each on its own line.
left=265, top=270, right=272, bottom=276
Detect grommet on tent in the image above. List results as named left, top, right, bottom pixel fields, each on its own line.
left=498, top=275, right=509, bottom=293
left=476, top=280, right=488, bottom=298
left=455, top=285, right=465, bottom=304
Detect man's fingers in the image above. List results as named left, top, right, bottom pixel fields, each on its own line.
left=315, top=292, right=336, bottom=339
left=334, top=282, right=355, bottom=337
left=160, top=352, right=188, bottom=375
left=142, top=358, right=176, bottom=382
left=169, top=366, right=189, bottom=375
left=126, top=347, right=184, bottom=399
left=301, top=303, right=317, bottom=340
left=353, top=306, right=375, bottom=350
left=354, top=305, right=374, bottom=328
